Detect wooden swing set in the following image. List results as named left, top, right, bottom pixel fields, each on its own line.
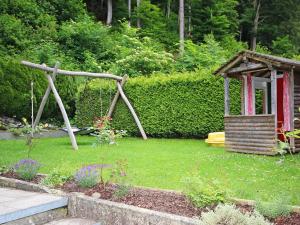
left=21, top=61, right=147, bottom=150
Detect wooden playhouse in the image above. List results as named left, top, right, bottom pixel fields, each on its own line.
left=214, top=50, right=300, bottom=155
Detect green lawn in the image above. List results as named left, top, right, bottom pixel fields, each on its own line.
left=0, top=136, right=299, bottom=205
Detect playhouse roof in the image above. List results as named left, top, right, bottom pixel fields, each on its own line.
left=214, top=50, right=300, bottom=76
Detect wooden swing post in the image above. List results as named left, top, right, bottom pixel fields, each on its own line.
left=107, top=75, right=128, bottom=118
left=21, top=60, right=147, bottom=150
left=33, top=62, right=59, bottom=128
left=116, top=81, right=147, bottom=140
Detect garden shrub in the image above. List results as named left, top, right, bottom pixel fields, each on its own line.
left=199, top=204, right=272, bottom=225
left=75, top=71, right=241, bottom=138
left=0, top=56, right=77, bottom=120
left=182, top=176, right=228, bottom=208
left=255, top=196, right=292, bottom=219
left=41, top=169, right=71, bottom=188
left=74, top=165, right=99, bottom=188
left=14, top=159, right=41, bottom=181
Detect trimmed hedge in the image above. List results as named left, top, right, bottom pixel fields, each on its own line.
left=75, top=72, right=241, bottom=138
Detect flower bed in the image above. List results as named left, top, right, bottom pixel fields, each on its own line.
left=1, top=173, right=300, bottom=225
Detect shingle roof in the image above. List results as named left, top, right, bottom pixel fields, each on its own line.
left=214, top=50, right=300, bottom=75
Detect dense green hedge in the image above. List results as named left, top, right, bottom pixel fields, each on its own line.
left=0, top=57, right=77, bottom=120
left=75, top=72, right=241, bottom=138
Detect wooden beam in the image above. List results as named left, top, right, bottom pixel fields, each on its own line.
left=252, top=77, right=271, bottom=83
left=227, top=63, right=266, bottom=74
left=290, top=67, right=295, bottom=151
left=224, top=76, right=230, bottom=116
left=215, top=55, right=243, bottom=75
left=240, top=77, right=245, bottom=115
left=21, top=61, right=123, bottom=81
left=243, top=75, right=248, bottom=115
left=117, top=82, right=147, bottom=140
left=271, top=69, right=277, bottom=127
left=33, top=62, right=59, bottom=128
left=107, top=76, right=127, bottom=118
left=46, top=74, right=78, bottom=150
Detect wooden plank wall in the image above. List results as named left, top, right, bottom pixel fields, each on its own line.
left=293, top=73, right=300, bottom=152
left=225, top=115, right=276, bottom=155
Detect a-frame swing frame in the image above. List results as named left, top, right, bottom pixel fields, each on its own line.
left=21, top=61, right=147, bottom=150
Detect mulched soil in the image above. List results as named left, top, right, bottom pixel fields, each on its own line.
left=1, top=171, right=44, bottom=184
left=61, top=180, right=203, bottom=218
left=271, top=213, right=300, bottom=225
left=60, top=180, right=300, bottom=225
left=1, top=174, right=299, bottom=225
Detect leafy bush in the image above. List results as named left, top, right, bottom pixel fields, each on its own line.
left=41, top=169, right=71, bottom=188
left=199, top=204, right=272, bottom=225
left=91, top=117, right=127, bottom=146
left=75, top=71, right=241, bottom=138
left=113, top=183, right=132, bottom=199
left=74, top=165, right=99, bottom=188
left=14, top=159, right=41, bottom=181
left=182, top=176, right=228, bottom=208
left=0, top=56, right=78, bottom=120
left=255, top=196, right=292, bottom=219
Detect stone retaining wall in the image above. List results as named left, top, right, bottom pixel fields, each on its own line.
left=68, top=193, right=199, bottom=225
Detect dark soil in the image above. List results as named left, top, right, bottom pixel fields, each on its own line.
left=61, top=180, right=203, bottom=218
left=272, top=213, right=300, bottom=225
left=1, top=171, right=44, bottom=184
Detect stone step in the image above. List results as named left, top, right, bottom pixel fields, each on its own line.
left=44, top=218, right=100, bottom=225
left=0, top=188, right=68, bottom=224
left=3, top=208, right=67, bottom=225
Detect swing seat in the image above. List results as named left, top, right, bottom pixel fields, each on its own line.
left=61, top=127, right=94, bottom=135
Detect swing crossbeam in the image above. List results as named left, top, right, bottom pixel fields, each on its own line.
left=21, top=61, right=123, bottom=81
left=22, top=61, right=147, bottom=151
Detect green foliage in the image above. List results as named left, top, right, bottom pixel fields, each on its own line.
left=76, top=72, right=241, bottom=138
left=133, top=0, right=178, bottom=47
left=255, top=196, right=292, bottom=219
left=112, top=41, right=174, bottom=76
left=0, top=56, right=77, bottom=120
left=199, top=204, right=272, bottom=225
left=91, top=117, right=127, bottom=146
left=176, top=35, right=228, bottom=71
left=191, top=0, right=239, bottom=41
left=41, top=169, right=71, bottom=188
left=182, top=176, right=228, bottom=208
left=272, top=35, right=298, bottom=58
left=113, top=183, right=132, bottom=199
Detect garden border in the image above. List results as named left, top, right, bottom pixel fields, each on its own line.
left=0, top=130, right=67, bottom=140
left=0, top=176, right=299, bottom=224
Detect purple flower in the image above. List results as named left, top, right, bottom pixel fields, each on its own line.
left=74, top=165, right=99, bottom=188
left=14, top=159, right=41, bottom=181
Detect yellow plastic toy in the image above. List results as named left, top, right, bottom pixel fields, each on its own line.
left=205, top=132, right=225, bottom=147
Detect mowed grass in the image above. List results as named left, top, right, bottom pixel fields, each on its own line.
left=0, top=136, right=299, bottom=205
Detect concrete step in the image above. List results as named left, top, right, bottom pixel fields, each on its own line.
left=0, top=188, right=68, bottom=224
left=44, top=218, right=99, bottom=225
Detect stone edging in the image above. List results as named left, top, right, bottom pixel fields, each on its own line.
left=0, top=176, right=65, bottom=196
left=68, top=192, right=199, bottom=225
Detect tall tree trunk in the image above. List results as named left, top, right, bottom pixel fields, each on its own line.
left=179, top=0, right=185, bottom=55
left=128, top=0, right=131, bottom=26
left=167, top=0, right=171, bottom=18
left=188, top=0, right=191, bottom=37
left=251, top=0, right=260, bottom=51
left=137, top=0, right=141, bottom=28
left=106, top=0, right=112, bottom=25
